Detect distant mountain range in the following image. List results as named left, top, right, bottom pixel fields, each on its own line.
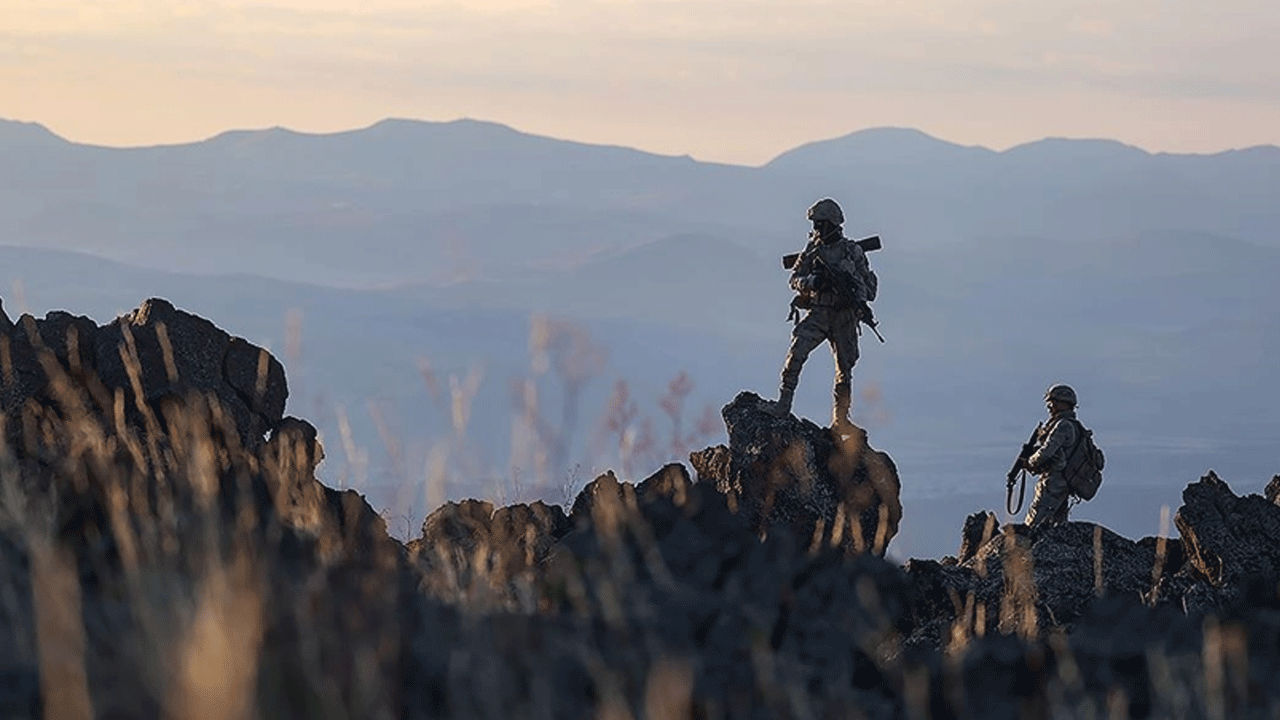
left=2, top=117, right=1277, bottom=555
left=3, top=117, right=1278, bottom=286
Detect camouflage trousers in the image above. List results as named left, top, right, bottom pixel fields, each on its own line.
left=1025, top=472, right=1071, bottom=529
left=780, top=306, right=861, bottom=406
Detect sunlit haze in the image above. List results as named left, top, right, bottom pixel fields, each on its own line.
left=3, top=0, right=1279, bottom=162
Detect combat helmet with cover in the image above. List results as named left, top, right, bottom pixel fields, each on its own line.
left=1044, top=384, right=1077, bottom=407
left=806, top=198, right=844, bottom=226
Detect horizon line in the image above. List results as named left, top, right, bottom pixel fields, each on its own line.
left=3, top=114, right=1278, bottom=164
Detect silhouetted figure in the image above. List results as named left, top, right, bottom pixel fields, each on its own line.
left=1018, top=384, right=1104, bottom=529
left=770, top=198, right=879, bottom=429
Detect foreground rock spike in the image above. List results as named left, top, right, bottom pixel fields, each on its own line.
left=1, top=297, right=287, bottom=451
left=691, top=391, right=902, bottom=556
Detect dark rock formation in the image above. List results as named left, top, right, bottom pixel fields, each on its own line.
left=1266, top=474, right=1280, bottom=505
left=959, top=510, right=1001, bottom=564
left=1175, top=471, right=1280, bottom=587
left=542, top=480, right=913, bottom=720
left=689, top=443, right=730, bottom=483
left=0, top=298, right=410, bottom=719
left=1, top=298, right=286, bottom=452
left=1149, top=471, right=1280, bottom=614
left=694, top=391, right=902, bottom=556
left=411, top=496, right=571, bottom=607
left=905, top=520, right=1172, bottom=650
left=7, top=297, right=1280, bottom=719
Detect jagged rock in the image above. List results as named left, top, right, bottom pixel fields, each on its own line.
left=569, top=470, right=636, bottom=524
left=689, top=443, right=730, bottom=484
left=1266, top=475, right=1280, bottom=506
left=636, top=462, right=692, bottom=504
left=544, top=481, right=913, bottom=720
left=224, top=335, right=288, bottom=424
left=569, top=464, right=694, bottom=526
left=1135, top=534, right=1186, bottom=579
left=711, top=391, right=902, bottom=555
left=413, top=497, right=570, bottom=606
left=419, top=499, right=499, bottom=554
left=1149, top=472, right=1280, bottom=614
left=905, top=520, right=1162, bottom=649
left=0, top=297, right=12, bottom=334
left=263, top=416, right=329, bottom=535
left=959, top=511, right=1001, bottom=564
left=93, top=298, right=286, bottom=447
left=972, top=523, right=1160, bottom=632
left=1174, top=471, right=1280, bottom=587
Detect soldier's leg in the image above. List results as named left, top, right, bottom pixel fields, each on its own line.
left=1024, top=473, right=1071, bottom=530
left=772, top=314, right=828, bottom=416
left=829, top=311, right=861, bottom=427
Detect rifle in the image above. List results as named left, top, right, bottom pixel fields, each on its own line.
left=1006, top=423, right=1042, bottom=515
left=782, top=235, right=881, bottom=270
left=786, top=238, right=886, bottom=343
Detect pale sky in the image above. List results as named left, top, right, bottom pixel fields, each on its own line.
left=3, top=0, right=1279, bottom=164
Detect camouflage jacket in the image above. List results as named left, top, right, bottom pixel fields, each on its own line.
left=789, top=234, right=878, bottom=308
left=1028, top=411, right=1080, bottom=476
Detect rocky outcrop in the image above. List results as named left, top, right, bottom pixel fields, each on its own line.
left=1266, top=474, right=1280, bottom=505
left=905, top=520, right=1165, bottom=651
left=410, top=497, right=571, bottom=608
left=0, top=298, right=286, bottom=451
left=0, top=298, right=413, bottom=719
left=692, top=391, right=902, bottom=556
left=1148, top=471, right=1280, bottom=614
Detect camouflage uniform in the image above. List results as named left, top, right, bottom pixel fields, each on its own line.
left=775, top=199, right=878, bottom=426
left=1024, top=408, right=1080, bottom=529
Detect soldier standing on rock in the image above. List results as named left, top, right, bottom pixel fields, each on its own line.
left=1019, top=384, right=1084, bottom=529
left=769, top=198, right=879, bottom=430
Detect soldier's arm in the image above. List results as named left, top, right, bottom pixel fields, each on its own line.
left=1027, top=420, right=1077, bottom=470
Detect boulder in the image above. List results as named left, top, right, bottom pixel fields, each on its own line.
left=1175, top=471, right=1280, bottom=587
left=905, top=520, right=1162, bottom=648
left=1266, top=475, right=1280, bottom=506
left=1149, top=471, right=1280, bottom=614
left=413, top=497, right=570, bottom=606
left=707, top=391, right=902, bottom=555
left=93, top=298, right=286, bottom=447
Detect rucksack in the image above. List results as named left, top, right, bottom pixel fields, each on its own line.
left=1063, top=419, right=1105, bottom=500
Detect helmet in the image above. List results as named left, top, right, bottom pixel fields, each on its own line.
left=806, top=198, right=844, bottom=225
left=1044, top=384, right=1077, bottom=407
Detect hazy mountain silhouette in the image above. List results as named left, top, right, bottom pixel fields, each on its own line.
left=5, top=116, right=1277, bottom=286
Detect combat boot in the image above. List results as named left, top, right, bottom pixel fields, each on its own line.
left=768, top=387, right=794, bottom=418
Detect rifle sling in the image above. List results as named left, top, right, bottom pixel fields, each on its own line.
left=1007, top=470, right=1027, bottom=515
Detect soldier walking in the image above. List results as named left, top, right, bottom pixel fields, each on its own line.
left=770, top=198, right=879, bottom=429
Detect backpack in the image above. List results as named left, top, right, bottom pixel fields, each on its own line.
left=1063, top=419, right=1105, bottom=500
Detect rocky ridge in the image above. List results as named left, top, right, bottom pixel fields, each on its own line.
left=1, top=298, right=1279, bottom=719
